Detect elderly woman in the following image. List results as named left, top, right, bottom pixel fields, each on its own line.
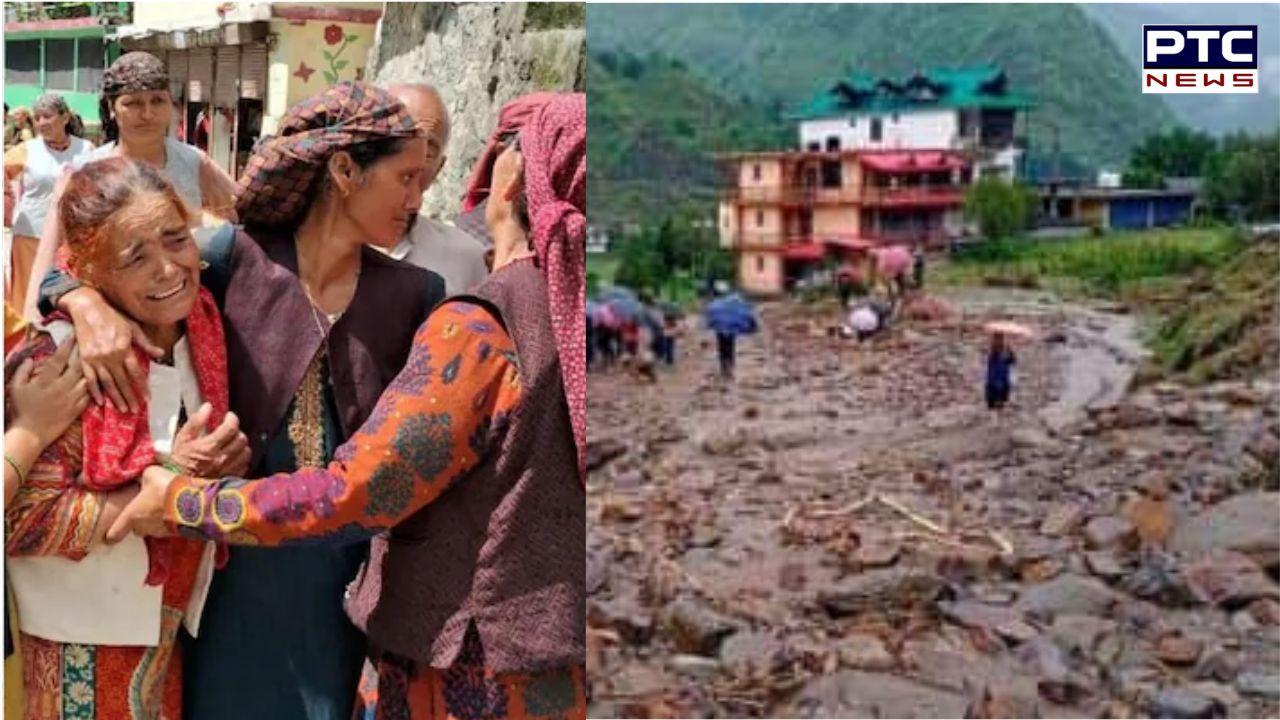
left=40, top=82, right=443, bottom=720
left=113, top=93, right=587, bottom=720
left=4, top=157, right=237, bottom=718
left=3, top=93, right=94, bottom=309
left=23, top=51, right=239, bottom=321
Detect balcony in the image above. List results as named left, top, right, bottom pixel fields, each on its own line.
left=861, top=185, right=966, bottom=207
left=725, top=185, right=865, bottom=205
left=860, top=228, right=953, bottom=248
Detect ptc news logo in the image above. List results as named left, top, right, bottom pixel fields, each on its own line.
left=1143, top=25, right=1259, bottom=94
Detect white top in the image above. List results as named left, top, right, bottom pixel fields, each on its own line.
left=389, top=215, right=490, bottom=294
left=8, top=320, right=217, bottom=646
left=82, top=136, right=204, bottom=212
left=11, top=136, right=94, bottom=238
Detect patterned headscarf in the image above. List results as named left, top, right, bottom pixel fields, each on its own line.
left=460, top=93, right=558, bottom=213
left=101, top=51, right=169, bottom=97
left=236, top=82, right=421, bottom=228
left=518, top=93, right=586, bottom=482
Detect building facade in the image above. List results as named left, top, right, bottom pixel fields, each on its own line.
left=719, top=66, right=1031, bottom=296
left=3, top=2, right=130, bottom=136
left=112, top=2, right=381, bottom=176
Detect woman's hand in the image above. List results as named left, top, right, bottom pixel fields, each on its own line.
left=94, top=483, right=143, bottom=546
left=61, top=287, right=164, bottom=413
left=104, top=467, right=174, bottom=543
left=8, top=336, right=89, bottom=446
left=169, top=403, right=251, bottom=478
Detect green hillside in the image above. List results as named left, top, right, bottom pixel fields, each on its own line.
left=587, top=3, right=1181, bottom=224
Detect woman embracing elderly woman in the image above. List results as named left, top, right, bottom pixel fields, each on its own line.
left=112, top=93, right=587, bottom=720
left=4, top=156, right=235, bottom=719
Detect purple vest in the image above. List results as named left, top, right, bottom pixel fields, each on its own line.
left=345, top=258, right=585, bottom=673
left=223, top=229, right=442, bottom=460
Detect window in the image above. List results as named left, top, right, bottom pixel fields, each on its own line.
left=755, top=209, right=764, bottom=227
left=870, top=117, right=883, bottom=142
left=77, top=37, right=105, bottom=93
left=807, top=142, right=821, bottom=152
left=891, top=112, right=899, bottom=123
left=752, top=163, right=761, bottom=181
left=821, top=160, right=841, bottom=188
left=6, top=40, right=40, bottom=85
left=45, top=38, right=75, bottom=91
left=756, top=256, right=765, bottom=273
left=826, top=136, right=840, bottom=152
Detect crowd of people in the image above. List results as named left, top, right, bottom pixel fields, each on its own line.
left=3, top=49, right=585, bottom=720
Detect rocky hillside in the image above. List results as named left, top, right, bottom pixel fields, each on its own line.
left=369, top=2, right=584, bottom=218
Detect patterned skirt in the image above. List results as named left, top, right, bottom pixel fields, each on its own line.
left=352, top=630, right=585, bottom=720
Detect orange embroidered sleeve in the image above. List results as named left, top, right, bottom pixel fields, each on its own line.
left=164, top=301, right=524, bottom=546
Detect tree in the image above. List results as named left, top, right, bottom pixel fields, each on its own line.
left=964, top=177, right=1037, bottom=240
left=1123, top=126, right=1217, bottom=188
left=1205, top=129, right=1280, bottom=222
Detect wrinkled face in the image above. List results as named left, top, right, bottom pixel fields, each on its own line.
left=112, top=90, right=172, bottom=142
left=344, top=137, right=429, bottom=249
left=33, top=108, right=68, bottom=140
left=396, top=91, right=450, bottom=191
left=92, top=193, right=200, bottom=329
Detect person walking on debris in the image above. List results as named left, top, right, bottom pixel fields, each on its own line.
left=704, top=282, right=758, bottom=381
left=985, top=331, right=1016, bottom=415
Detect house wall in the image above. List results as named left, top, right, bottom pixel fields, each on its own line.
left=813, top=206, right=860, bottom=238
left=264, top=14, right=379, bottom=133
left=738, top=205, right=783, bottom=244
left=718, top=201, right=737, bottom=249
left=740, top=251, right=783, bottom=296
left=739, top=158, right=783, bottom=189
left=800, top=109, right=960, bottom=151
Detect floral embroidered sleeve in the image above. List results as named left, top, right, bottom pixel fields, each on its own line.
left=4, top=334, right=105, bottom=559
left=164, top=301, right=523, bottom=546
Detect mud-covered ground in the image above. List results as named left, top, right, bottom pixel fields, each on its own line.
left=587, top=288, right=1280, bottom=719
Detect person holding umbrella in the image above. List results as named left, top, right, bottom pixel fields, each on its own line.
left=704, top=284, right=758, bottom=381
left=983, top=321, right=1031, bottom=417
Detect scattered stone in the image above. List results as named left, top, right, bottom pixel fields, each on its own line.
left=586, top=437, right=628, bottom=472
left=587, top=553, right=610, bottom=595
left=1186, top=681, right=1238, bottom=709
left=1124, top=495, right=1176, bottom=550
left=939, top=601, right=1038, bottom=644
left=853, top=538, right=901, bottom=567
left=782, top=671, right=968, bottom=719
left=1156, top=634, right=1204, bottom=666
left=1083, top=515, right=1137, bottom=550
left=718, top=631, right=787, bottom=677
left=1231, top=610, right=1258, bottom=632
left=1022, top=558, right=1064, bottom=583
left=1017, top=573, right=1124, bottom=620
left=1234, top=673, right=1280, bottom=700
left=1084, top=550, right=1126, bottom=579
left=660, top=597, right=737, bottom=656
left=1171, top=492, right=1280, bottom=568
left=588, top=597, right=654, bottom=646
left=1193, top=649, right=1240, bottom=683
left=666, top=653, right=721, bottom=680
left=1183, top=551, right=1280, bottom=609
left=837, top=632, right=895, bottom=671
left=1049, top=614, right=1116, bottom=655
left=1164, top=401, right=1198, bottom=427
left=820, top=567, right=945, bottom=618
left=1247, top=598, right=1280, bottom=625
left=1015, top=637, right=1092, bottom=705
left=1041, top=503, right=1086, bottom=536
left=1148, top=686, right=1223, bottom=719
left=613, top=468, right=648, bottom=490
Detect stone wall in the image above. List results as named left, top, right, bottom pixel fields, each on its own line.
left=368, top=2, right=584, bottom=219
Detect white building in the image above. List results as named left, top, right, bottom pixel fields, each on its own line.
left=795, top=67, right=1032, bottom=180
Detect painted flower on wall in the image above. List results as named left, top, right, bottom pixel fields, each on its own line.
left=321, top=24, right=360, bottom=84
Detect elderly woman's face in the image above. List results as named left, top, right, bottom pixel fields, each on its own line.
left=112, top=90, right=172, bottom=141
left=91, top=193, right=200, bottom=330
left=344, top=137, right=429, bottom=249
left=33, top=109, right=68, bottom=141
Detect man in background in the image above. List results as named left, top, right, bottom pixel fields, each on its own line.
left=383, top=83, right=489, bottom=294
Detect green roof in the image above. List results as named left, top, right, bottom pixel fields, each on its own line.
left=792, top=65, right=1034, bottom=120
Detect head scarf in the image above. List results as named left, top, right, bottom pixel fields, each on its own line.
left=460, top=93, right=558, bottom=213
left=102, top=51, right=169, bottom=97
left=236, top=81, right=421, bottom=228
left=518, top=93, right=586, bottom=482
